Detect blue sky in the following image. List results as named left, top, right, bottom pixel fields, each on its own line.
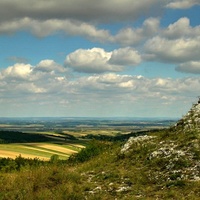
left=0, top=0, right=200, bottom=118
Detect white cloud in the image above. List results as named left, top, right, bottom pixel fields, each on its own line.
left=112, top=17, right=200, bottom=47
left=109, top=47, right=141, bottom=66
left=0, top=0, right=165, bottom=46
left=35, top=60, right=66, bottom=73
left=111, top=18, right=160, bottom=45
left=162, top=17, right=200, bottom=39
left=0, top=61, right=199, bottom=117
left=144, top=36, right=200, bottom=63
left=142, top=17, right=200, bottom=73
left=65, top=47, right=142, bottom=73
left=0, top=1, right=199, bottom=117
left=1, top=70, right=199, bottom=100
left=0, top=18, right=110, bottom=42
left=166, top=0, right=200, bottom=9
left=0, top=1, right=165, bottom=43
left=65, top=48, right=117, bottom=73
left=15, top=83, right=46, bottom=94
left=112, top=27, right=143, bottom=46
left=176, top=61, right=200, bottom=74
left=0, top=17, right=161, bottom=44
left=71, top=74, right=200, bottom=105
left=3, top=61, right=198, bottom=106
left=142, top=17, right=160, bottom=36
left=0, top=63, right=32, bottom=80
left=0, top=0, right=163, bottom=23
left=0, top=59, right=68, bottom=80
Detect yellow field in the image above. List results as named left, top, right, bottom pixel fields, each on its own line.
left=0, top=127, right=119, bottom=161
left=0, top=142, right=84, bottom=161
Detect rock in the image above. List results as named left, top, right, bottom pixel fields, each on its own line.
left=120, top=135, right=156, bottom=154
left=116, top=186, right=131, bottom=193
left=175, top=98, right=200, bottom=130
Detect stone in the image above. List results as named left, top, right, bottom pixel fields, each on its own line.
left=120, top=135, right=156, bottom=154
left=175, top=98, right=200, bottom=130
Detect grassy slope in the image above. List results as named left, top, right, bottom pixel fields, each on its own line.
left=0, top=128, right=200, bottom=199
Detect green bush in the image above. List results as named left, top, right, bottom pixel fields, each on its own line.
left=0, top=158, right=17, bottom=172
left=166, top=180, right=186, bottom=188
left=68, top=140, right=110, bottom=163
left=0, top=155, right=45, bottom=172
left=50, top=154, right=59, bottom=163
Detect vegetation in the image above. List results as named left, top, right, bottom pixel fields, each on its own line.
left=0, top=130, right=86, bottom=160
left=0, top=131, right=54, bottom=143
left=0, top=112, right=200, bottom=199
left=0, top=126, right=199, bottom=199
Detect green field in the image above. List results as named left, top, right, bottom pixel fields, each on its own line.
left=0, top=130, right=86, bottom=161
left=0, top=142, right=85, bottom=160
left=0, top=118, right=172, bottom=161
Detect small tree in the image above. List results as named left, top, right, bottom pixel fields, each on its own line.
left=50, top=154, right=59, bottom=163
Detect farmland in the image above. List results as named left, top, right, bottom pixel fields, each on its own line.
left=0, top=143, right=83, bottom=160
left=0, top=117, right=176, bottom=161
left=0, top=130, right=86, bottom=160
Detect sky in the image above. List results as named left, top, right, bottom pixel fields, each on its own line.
left=0, top=0, right=200, bottom=118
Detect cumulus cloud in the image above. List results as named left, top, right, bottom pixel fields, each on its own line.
left=144, top=36, right=200, bottom=63
left=112, top=27, right=143, bottom=46
left=0, top=18, right=110, bottom=42
left=0, top=16, right=161, bottom=44
left=109, top=47, right=141, bottom=66
left=142, top=17, right=160, bottom=36
left=0, top=0, right=163, bottom=23
left=176, top=61, right=200, bottom=74
left=0, top=63, right=32, bottom=80
left=35, top=60, right=66, bottom=73
left=142, top=17, right=200, bottom=74
left=1, top=1, right=199, bottom=117
left=111, top=18, right=160, bottom=45
left=65, top=48, right=117, bottom=73
left=0, top=60, right=68, bottom=95
left=111, top=17, right=199, bottom=47
left=0, top=1, right=198, bottom=47
left=0, top=1, right=164, bottom=42
left=166, top=0, right=200, bottom=9
left=0, top=60, right=199, bottom=117
left=162, top=17, right=200, bottom=39
left=68, top=75, right=199, bottom=117
left=15, top=83, right=46, bottom=94
left=70, top=74, right=200, bottom=103
left=1, top=68, right=199, bottom=99
left=65, top=47, right=141, bottom=73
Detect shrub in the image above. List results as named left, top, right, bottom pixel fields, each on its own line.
left=50, top=154, right=59, bottom=164
left=68, top=140, right=110, bottom=163
left=0, top=156, right=45, bottom=172
left=166, top=180, right=186, bottom=188
left=0, top=158, right=17, bottom=172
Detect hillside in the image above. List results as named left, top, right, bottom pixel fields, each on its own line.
left=0, top=100, right=200, bottom=199
left=175, top=98, right=200, bottom=130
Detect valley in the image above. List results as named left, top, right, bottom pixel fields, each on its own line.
left=0, top=117, right=175, bottom=160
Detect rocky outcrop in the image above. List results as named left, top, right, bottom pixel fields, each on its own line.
left=175, top=98, right=200, bottom=130
left=120, top=135, right=156, bottom=154
left=119, top=98, right=200, bottom=183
